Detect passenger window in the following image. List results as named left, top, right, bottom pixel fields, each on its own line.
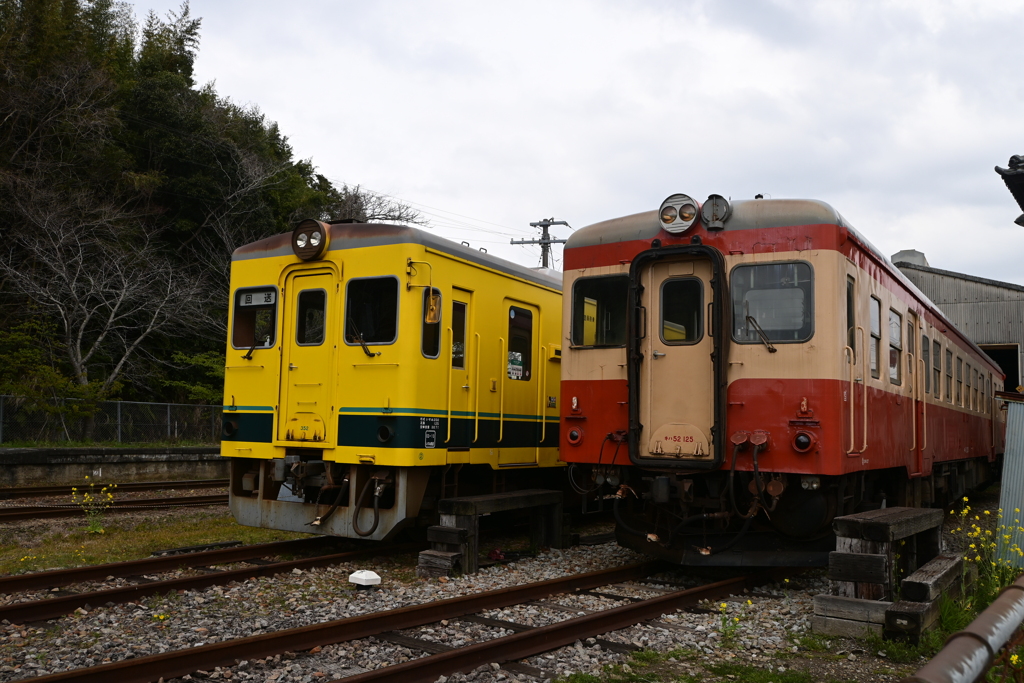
left=846, top=277, right=856, bottom=356
left=933, top=341, right=941, bottom=399
left=345, top=277, right=398, bottom=345
left=452, top=301, right=467, bottom=369
left=507, top=307, right=532, bottom=381
left=869, top=297, right=881, bottom=379
left=732, top=262, right=813, bottom=343
left=422, top=288, right=442, bottom=358
left=956, top=357, right=963, bottom=405
left=888, top=310, right=902, bottom=384
left=946, top=350, right=953, bottom=402
left=571, top=275, right=628, bottom=347
left=232, top=286, right=277, bottom=349
left=922, top=335, right=930, bottom=394
left=974, top=369, right=979, bottom=410
left=966, top=364, right=972, bottom=409
left=661, top=278, right=702, bottom=344
left=295, top=290, right=326, bottom=346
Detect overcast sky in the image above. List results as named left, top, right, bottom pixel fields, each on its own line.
left=134, top=0, right=1024, bottom=283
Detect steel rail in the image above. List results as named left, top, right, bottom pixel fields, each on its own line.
left=0, top=536, right=331, bottom=594
left=29, top=561, right=664, bottom=683
left=331, top=573, right=770, bottom=683
left=0, top=541, right=423, bottom=624
left=0, top=479, right=228, bottom=499
left=0, top=495, right=228, bottom=520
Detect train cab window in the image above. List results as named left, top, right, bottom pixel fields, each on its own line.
left=846, top=277, right=856, bottom=355
left=946, top=350, right=953, bottom=402
left=956, top=357, right=963, bottom=405
left=295, top=290, right=326, bottom=346
left=452, top=301, right=467, bottom=369
left=934, top=341, right=942, bottom=399
left=422, top=288, right=442, bottom=359
left=869, top=297, right=881, bottom=379
left=966, top=364, right=972, bottom=409
left=731, top=262, right=813, bottom=343
left=888, top=310, right=902, bottom=384
left=345, top=277, right=398, bottom=345
left=974, top=369, right=980, bottom=410
left=571, top=275, right=628, bottom=347
left=508, top=307, right=532, bottom=380
left=232, top=286, right=277, bottom=350
left=922, top=335, right=931, bottom=394
left=661, top=278, right=702, bottom=344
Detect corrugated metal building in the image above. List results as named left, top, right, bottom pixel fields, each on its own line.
left=894, top=250, right=1024, bottom=392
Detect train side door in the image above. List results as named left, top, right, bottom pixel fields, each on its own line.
left=639, top=258, right=715, bottom=461
left=279, top=269, right=337, bottom=444
left=446, top=292, right=472, bottom=451
left=499, top=300, right=541, bottom=465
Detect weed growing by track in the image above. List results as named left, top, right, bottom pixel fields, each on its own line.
left=71, top=477, right=116, bottom=533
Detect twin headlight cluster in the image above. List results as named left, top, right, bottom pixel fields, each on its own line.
left=658, top=193, right=733, bottom=233
left=292, top=219, right=331, bottom=260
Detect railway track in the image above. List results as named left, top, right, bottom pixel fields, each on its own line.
left=0, top=537, right=416, bottom=622
left=0, top=494, right=229, bottom=521
left=0, top=478, right=228, bottom=500
left=26, top=562, right=791, bottom=683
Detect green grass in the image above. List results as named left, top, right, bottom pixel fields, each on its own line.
left=705, top=662, right=815, bottom=682
left=0, top=510, right=311, bottom=575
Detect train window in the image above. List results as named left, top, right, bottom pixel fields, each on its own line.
left=956, top=357, right=963, bottom=406
left=295, top=289, right=326, bottom=346
left=922, top=335, right=930, bottom=394
left=508, top=307, right=532, bottom=380
left=452, top=301, right=467, bottom=369
left=946, top=350, right=953, bottom=402
left=571, top=275, right=628, bottom=347
left=345, top=277, right=398, bottom=346
left=731, top=262, right=813, bottom=343
left=934, top=341, right=941, bottom=399
left=966, top=364, right=972, bottom=409
left=661, top=278, right=702, bottom=344
left=888, top=310, right=902, bottom=384
left=422, top=288, right=442, bottom=359
left=974, top=369, right=979, bottom=410
left=907, top=322, right=915, bottom=380
left=870, top=297, right=881, bottom=379
left=846, top=277, right=856, bottom=356
left=232, top=286, right=277, bottom=350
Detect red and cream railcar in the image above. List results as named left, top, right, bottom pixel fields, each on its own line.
left=560, top=194, right=1005, bottom=566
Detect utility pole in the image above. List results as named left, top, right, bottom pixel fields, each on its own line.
left=510, top=217, right=569, bottom=269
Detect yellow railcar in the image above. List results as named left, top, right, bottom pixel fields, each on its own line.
left=222, top=220, right=563, bottom=540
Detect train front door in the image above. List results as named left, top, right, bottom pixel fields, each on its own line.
left=638, top=258, right=716, bottom=462
left=499, top=300, right=541, bottom=465
left=279, top=269, right=336, bottom=444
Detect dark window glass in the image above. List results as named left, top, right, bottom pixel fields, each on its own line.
left=922, top=335, right=930, bottom=394
left=232, top=287, right=277, bottom=349
left=571, top=276, right=628, bottom=347
left=732, top=262, right=813, bottom=343
left=889, top=310, right=902, bottom=384
left=296, top=290, right=326, bottom=346
left=661, top=278, right=702, bottom=344
left=345, top=277, right=398, bottom=345
left=507, top=307, right=532, bottom=381
left=422, top=288, right=441, bottom=358
left=870, top=297, right=881, bottom=378
left=452, top=302, right=467, bottom=369
left=933, top=340, right=941, bottom=399
left=956, top=357, right=963, bottom=405
left=946, top=349, right=953, bottom=402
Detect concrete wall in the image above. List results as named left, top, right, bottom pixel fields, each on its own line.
left=0, top=447, right=226, bottom=487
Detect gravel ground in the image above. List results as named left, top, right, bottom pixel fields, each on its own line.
left=0, top=539, right=920, bottom=683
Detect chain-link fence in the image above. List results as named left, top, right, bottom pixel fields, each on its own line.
left=0, top=396, right=222, bottom=445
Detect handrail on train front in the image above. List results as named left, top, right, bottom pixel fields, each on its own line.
left=498, top=336, right=505, bottom=443
left=473, top=332, right=481, bottom=443
left=538, top=345, right=547, bottom=444
left=845, top=345, right=855, bottom=455
left=445, top=327, right=454, bottom=443
left=858, top=326, right=868, bottom=453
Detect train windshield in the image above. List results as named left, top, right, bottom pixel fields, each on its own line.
left=571, top=275, right=628, bottom=347
left=345, top=277, right=398, bottom=345
left=232, top=286, right=277, bottom=349
left=731, top=262, right=813, bottom=343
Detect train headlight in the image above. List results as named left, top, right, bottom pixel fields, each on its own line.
left=659, top=193, right=699, bottom=233
left=792, top=430, right=816, bottom=453
left=801, top=476, right=820, bottom=491
left=292, top=219, right=331, bottom=261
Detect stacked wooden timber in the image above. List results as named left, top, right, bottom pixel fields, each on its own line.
left=812, top=506, right=957, bottom=641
